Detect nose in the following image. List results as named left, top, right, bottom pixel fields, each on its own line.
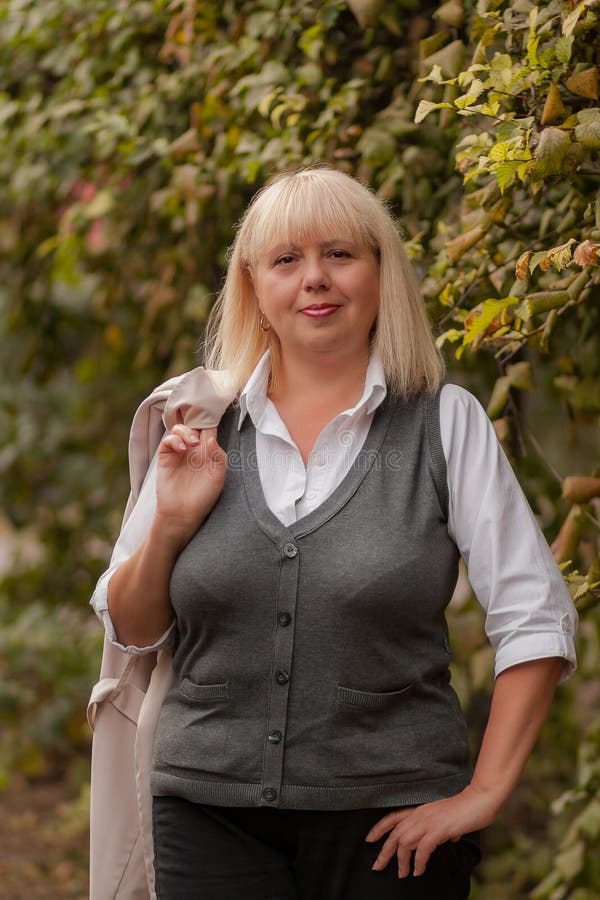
left=302, top=254, right=330, bottom=292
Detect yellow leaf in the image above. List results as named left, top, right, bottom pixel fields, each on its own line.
left=422, top=40, right=466, bottom=78
left=507, top=361, right=535, bottom=392
left=463, top=297, right=519, bottom=347
left=575, top=121, right=600, bottom=150
left=414, top=100, right=452, bottom=124
left=562, top=2, right=588, bottom=37
left=346, top=0, right=383, bottom=28
left=487, top=375, right=510, bottom=418
left=434, top=0, right=464, bottom=28
left=547, top=237, right=577, bottom=270
left=533, top=127, right=571, bottom=177
left=445, top=224, right=486, bottom=262
left=565, top=67, right=598, bottom=99
left=168, top=128, right=201, bottom=156
left=541, top=83, right=568, bottom=125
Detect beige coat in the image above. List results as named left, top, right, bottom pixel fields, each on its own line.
left=87, top=367, right=236, bottom=900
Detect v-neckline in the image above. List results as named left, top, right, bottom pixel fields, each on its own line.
left=238, top=396, right=394, bottom=545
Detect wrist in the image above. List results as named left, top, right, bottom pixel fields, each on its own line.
left=466, top=778, right=511, bottom=819
left=151, top=512, right=200, bottom=555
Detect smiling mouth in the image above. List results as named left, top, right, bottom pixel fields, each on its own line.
left=300, top=304, right=342, bottom=318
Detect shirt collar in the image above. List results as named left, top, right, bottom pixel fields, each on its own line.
left=237, top=351, right=387, bottom=431
left=238, top=351, right=272, bottom=430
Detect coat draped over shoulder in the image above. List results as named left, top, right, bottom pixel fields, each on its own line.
left=87, top=368, right=235, bottom=900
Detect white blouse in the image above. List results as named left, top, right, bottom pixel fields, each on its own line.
left=93, top=352, right=577, bottom=680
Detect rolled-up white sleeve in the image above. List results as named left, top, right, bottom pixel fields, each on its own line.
left=90, top=449, right=175, bottom=655
left=440, top=384, right=578, bottom=681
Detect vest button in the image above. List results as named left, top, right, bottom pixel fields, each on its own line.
left=278, top=612, right=291, bottom=627
left=283, top=542, right=298, bottom=558
left=276, top=670, right=289, bottom=685
left=262, top=788, right=277, bottom=802
left=268, top=730, right=282, bottom=744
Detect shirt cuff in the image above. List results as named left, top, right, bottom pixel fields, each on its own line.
left=91, top=569, right=175, bottom=655
left=494, top=630, right=577, bottom=683
left=98, top=607, right=175, bottom=655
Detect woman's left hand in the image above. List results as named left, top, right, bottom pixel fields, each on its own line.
left=366, top=660, right=567, bottom=878
left=365, top=784, right=498, bottom=878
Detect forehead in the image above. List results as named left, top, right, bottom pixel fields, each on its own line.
left=244, top=177, right=376, bottom=265
left=260, top=235, right=363, bottom=257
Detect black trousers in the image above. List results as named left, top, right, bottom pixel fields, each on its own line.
left=152, top=796, right=481, bottom=900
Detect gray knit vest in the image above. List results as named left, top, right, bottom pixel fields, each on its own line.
left=151, top=391, right=471, bottom=809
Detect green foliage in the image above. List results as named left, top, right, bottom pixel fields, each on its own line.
left=0, top=593, right=101, bottom=785
left=1, top=0, right=599, bottom=893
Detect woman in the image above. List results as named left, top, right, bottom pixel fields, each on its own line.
left=90, top=166, right=577, bottom=899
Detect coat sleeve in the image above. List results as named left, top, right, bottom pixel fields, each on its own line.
left=90, top=449, right=175, bottom=654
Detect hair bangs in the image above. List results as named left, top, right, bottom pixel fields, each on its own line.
left=242, top=171, right=377, bottom=267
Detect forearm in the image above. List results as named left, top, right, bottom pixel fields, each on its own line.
left=108, top=514, right=190, bottom=648
left=368, top=655, right=566, bottom=875
left=469, top=656, right=565, bottom=813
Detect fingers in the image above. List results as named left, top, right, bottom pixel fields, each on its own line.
left=397, top=843, right=413, bottom=879
left=368, top=807, right=443, bottom=879
left=365, top=809, right=409, bottom=842
left=371, top=828, right=403, bottom=871
left=161, top=426, right=226, bottom=465
left=371, top=825, right=437, bottom=879
left=161, top=424, right=202, bottom=453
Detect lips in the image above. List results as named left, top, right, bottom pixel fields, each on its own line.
left=300, top=303, right=342, bottom=318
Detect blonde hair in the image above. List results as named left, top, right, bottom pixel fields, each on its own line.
left=204, top=165, right=444, bottom=397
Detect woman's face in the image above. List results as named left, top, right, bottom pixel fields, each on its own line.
left=252, top=237, right=380, bottom=363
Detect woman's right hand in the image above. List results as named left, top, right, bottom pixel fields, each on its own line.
left=155, top=424, right=228, bottom=546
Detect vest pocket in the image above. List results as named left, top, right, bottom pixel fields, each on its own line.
left=178, top=678, right=229, bottom=702
left=337, top=682, right=415, bottom=709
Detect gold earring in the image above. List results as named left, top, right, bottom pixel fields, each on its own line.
left=259, top=313, right=270, bottom=331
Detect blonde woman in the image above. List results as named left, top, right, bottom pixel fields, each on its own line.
left=91, top=166, right=577, bottom=899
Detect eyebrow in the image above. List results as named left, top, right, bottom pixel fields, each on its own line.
left=268, top=238, right=358, bottom=254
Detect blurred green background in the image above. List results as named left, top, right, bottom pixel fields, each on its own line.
left=0, top=0, right=599, bottom=896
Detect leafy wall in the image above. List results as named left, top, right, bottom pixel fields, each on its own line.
left=0, top=0, right=598, bottom=895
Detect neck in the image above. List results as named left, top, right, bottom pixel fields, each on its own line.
left=268, top=345, right=370, bottom=410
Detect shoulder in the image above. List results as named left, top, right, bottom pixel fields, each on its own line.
left=439, top=382, right=487, bottom=418
left=438, top=383, right=497, bottom=463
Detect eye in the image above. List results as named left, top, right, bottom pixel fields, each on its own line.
left=329, top=249, right=352, bottom=259
left=273, top=254, right=296, bottom=266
